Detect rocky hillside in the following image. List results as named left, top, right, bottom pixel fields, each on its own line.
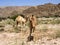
left=0, top=3, right=60, bottom=18
left=0, top=6, right=31, bottom=18
left=23, top=3, right=60, bottom=17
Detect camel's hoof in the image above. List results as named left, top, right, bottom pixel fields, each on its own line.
left=27, top=35, right=34, bottom=41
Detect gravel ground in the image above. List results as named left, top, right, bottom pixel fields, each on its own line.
left=0, top=32, right=60, bottom=45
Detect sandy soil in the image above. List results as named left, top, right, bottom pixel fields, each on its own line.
left=0, top=31, right=60, bottom=45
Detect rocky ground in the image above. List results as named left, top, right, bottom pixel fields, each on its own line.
left=0, top=19, right=60, bottom=45
left=0, top=30, right=60, bottom=45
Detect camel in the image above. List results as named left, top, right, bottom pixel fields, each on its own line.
left=27, top=15, right=37, bottom=41
left=29, top=15, right=37, bottom=33
left=15, top=15, right=26, bottom=26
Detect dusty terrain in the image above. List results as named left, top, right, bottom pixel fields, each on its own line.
left=0, top=18, right=60, bottom=45
left=0, top=31, right=60, bottom=45
left=0, top=24, right=60, bottom=45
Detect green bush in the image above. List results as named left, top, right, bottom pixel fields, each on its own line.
left=10, top=15, right=18, bottom=21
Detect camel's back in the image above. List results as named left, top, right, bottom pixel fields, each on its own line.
left=16, top=16, right=26, bottom=22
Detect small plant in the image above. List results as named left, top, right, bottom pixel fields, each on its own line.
left=40, top=25, right=48, bottom=32
left=55, top=30, right=60, bottom=38
left=49, top=30, right=60, bottom=39
left=22, top=42, right=24, bottom=45
left=14, top=26, right=21, bottom=33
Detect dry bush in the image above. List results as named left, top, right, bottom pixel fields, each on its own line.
left=55, top=30, right=60, bottom=38
left=37, top=18, right=60, bottom=24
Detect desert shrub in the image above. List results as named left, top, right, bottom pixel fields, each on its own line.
left=14, top=27, right=20, bottom=33
left=55, top=30, right=60, bottom=38
left=37, top=18, right=60, bottom=24
left=0, top=19, right=19, bottom=32
left=6, top=19, right=15, bottom=25
left=55, top=20, right=60, bottom=24
left=10, top=14, right=25, bottom=21
left=49, top=29, right=60, bottom=39
left=4, top=24, right=15, bottom=32
left=0, top=19, right=15, bottom=27
left=40, top=25, right=48, bottom=32
left=10, top=15, right=18, bottom=21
